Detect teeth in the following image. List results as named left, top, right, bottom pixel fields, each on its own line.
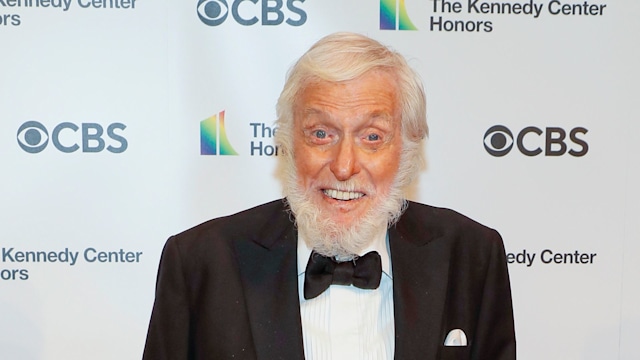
left=323, top=189, right=364, bottom=200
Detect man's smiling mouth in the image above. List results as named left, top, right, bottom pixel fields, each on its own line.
left=322, top=189, right=365, bottom=201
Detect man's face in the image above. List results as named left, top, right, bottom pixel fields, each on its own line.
left=292, top=69, right=403, bottom=229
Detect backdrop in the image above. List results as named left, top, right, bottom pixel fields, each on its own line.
left=2, top=0, right=638, bottom=359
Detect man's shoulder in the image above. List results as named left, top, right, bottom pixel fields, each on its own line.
left=404, top=201, right=493, bottom=229
left=400, top=201, right=501, bottom=246
left=170, top=199, right=292, bottom=247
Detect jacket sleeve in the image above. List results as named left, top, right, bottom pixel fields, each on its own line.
left=471, top=230, right=516, bottom=360
left=142, top=236, right=192, bottom=360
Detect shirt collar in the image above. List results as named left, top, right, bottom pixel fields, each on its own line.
left=297, top=228, right=392, bottom=279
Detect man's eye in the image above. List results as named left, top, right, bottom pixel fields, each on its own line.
left=367, top=134, right=380, bottom=141
left=314, top=130, right=327, bottom=139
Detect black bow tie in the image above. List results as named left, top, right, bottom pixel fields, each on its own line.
left=303, top=251, right=382, bottom=300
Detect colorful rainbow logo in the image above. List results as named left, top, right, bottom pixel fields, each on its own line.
left=380, top=0, right=417, bottom=30
left=200, top=110, right=238, bottom=155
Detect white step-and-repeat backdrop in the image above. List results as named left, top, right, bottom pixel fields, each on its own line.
left=1, top=0, right=638, bottom=359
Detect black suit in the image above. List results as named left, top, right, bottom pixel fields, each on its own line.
left=143, top=199, right=515, bottom=359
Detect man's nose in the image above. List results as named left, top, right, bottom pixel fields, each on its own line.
left=329, top=138, right=361, bottom=181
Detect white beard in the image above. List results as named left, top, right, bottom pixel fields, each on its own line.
left=283, top=174, right=407, bottom=260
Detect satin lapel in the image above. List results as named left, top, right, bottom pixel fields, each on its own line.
left=232, top=207, right=305, bottom=360
left=390, top=203, right=451, bottom=359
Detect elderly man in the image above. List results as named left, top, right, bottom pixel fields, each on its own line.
left=143, top=32, right=515, bottom=359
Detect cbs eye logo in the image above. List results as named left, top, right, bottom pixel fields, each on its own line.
left=197, top=0, right=228, bottom=26
left=484, top=125, right=588, bottom=157
left=17, top=121, right=128, bottom=154
left=196, top=0, right=307, bottom=26
left=17, top=121, right=50, bottom=153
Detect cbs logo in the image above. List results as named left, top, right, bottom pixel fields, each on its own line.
left=484, top=125, right=588, bottom=157
left=197, top=0, right=307, bottom=26
left=17, top=121, right=128, bottom=154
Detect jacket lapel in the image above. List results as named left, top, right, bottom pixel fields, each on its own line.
left=390, top=202, right=451, bottom=359
left=232, top=203, right=305, bottom=360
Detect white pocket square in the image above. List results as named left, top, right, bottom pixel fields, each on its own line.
left=444, top=328, right=468, bottom=346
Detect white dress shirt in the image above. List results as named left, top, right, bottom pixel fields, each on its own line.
left=297, top=230, right=395, bottom=360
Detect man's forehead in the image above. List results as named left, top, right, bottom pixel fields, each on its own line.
left=300, top=106, right=396, bottom=125
left=296, top=72, right=399, bottom=110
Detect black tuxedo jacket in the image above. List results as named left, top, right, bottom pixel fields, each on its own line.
left=143, top=200, right=515, bottom=359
